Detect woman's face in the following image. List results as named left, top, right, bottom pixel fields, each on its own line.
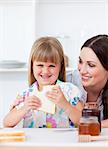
left=78, top=47, right=108, bottom=90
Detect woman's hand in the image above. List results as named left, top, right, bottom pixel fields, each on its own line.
left=46, top=85, right=67, bottom=109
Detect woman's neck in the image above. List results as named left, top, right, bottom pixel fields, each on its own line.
left=87, top=93, right=99, bottom=102
left=86, top=88, right=102, bottom=102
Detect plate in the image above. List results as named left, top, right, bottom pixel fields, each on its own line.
left=0, top=60, right=26, bottom=69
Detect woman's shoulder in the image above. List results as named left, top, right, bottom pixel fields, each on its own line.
left=66, top=70, right=85, bottom=90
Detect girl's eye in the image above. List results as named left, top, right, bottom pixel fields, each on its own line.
left=37, top=64, right=43, bottom=67
left=49, top=65, right=56, bottom=67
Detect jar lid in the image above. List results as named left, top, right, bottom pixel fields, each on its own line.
left=82, top=108, right=100, bottom=116
left=80, top=116, right=98, bottom=123
left=84, top=102, right=98, bottom=109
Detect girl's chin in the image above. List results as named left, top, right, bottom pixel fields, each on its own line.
left=42, top=82, right=51, bottom=86
left=40, top=80, right=56, bottom=86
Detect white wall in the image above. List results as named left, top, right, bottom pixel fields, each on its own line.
left=0, top=0, right=108, bottom=67
left=0, top=71, right=27, bottom=127
left=0, top=0, right=36, bottom=62
left=36, top=0, right=108, bottom=68
left=0, top=0, right=36, bottom=127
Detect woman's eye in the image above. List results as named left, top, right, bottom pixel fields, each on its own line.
left=88, top=63, right=95, bottom=67
left=78, top=58, right=82, bottom=64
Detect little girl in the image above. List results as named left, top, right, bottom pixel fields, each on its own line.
left=3, top=37, right=83, bottom=128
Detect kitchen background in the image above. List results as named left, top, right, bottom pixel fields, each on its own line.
left=0, top=0, right=108, bottom=127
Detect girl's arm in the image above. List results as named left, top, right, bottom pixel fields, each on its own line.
left=61, top=100, right=83, bottom=124
left=46, top=85, right=83, bottom=124
left=101, top=119, right=108, bottom=128
left=3, top=107, right=27, bottom=127
left=3, top=95, right=41, bottom=127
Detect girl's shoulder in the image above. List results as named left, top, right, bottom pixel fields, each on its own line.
left=14, top=82, right=38, bottom=108
left=57, top=79, right=87, bottom=103
left=19, top=81, right=37, bottom=97
left=57, top=79, right=79, bottom=90
left=57, top=80, right=81, bottom=105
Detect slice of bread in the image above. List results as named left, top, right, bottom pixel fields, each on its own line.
left=0, top=129, right=25, bottom=142
left=0, top=136, right=25, bottom=142
left=0, top=130, right=25, bottom=136
left=34, top=85, right=55, bottom=114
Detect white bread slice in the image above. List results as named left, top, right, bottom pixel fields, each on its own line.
left=0, top=130, right=25, bottom=136
left=34, top=85, right=55, bottom=114
left=0, top=136, right=25, bottom=142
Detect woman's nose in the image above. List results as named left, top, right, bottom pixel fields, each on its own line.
left=79, top=64, right=87, bottom=74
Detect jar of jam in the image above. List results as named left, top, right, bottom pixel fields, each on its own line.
left=82, top=108, right=101, bottom=132
left=79, top=116, right=100, bottom=136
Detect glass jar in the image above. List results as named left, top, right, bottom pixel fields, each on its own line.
left=79, top=116, right=100, bottom=136
left=82, top=108, right=101, bottom=132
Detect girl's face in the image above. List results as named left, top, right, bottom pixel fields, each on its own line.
left=33, top=60, right=60, bottom=90
left=78, top=47, right=108, bottom=91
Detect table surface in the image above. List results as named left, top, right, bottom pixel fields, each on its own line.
left=0, top=128, right=108, bottom=150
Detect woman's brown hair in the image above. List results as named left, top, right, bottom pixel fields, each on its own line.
left=28, top=36, right=66, bottom=86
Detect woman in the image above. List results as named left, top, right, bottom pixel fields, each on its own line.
left=69, top=34, right=108, bottom=128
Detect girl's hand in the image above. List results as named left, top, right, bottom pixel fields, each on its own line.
left=46, top=85, right=67, bottom=109
left=22, top=95, right=41, bottom=113
left=10, top=95, right=23, bottom=110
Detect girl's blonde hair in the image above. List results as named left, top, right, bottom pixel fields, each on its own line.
left=28, top=36, right=66, bottom=86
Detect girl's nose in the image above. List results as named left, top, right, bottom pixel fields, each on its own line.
left=42, top=67, right=49, bottom=73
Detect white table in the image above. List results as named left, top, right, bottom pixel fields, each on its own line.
left=0, top=128, right=108, bottom=150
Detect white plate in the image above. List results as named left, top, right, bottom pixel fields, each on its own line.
left=0, top=60, right=26, bottom=69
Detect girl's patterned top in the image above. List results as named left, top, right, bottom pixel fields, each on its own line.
left=15, top=80, right=81, bottom=128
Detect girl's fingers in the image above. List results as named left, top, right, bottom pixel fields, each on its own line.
left=28, top=99, right=41, bottom=104
left=46, top=85, right=61, bottom=96
left=28, top=103, right=41, bottom=108
left=27, top=99, right=41, bottom=106
left=24, top=97, right=42, bottom=110
left=24, top=101, right=41, bottom=111
left=26, top=96, right=41, bottom=104
left=52, top=85, right=61, bottom=91
left=46, top=93, right=57, bottom=100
